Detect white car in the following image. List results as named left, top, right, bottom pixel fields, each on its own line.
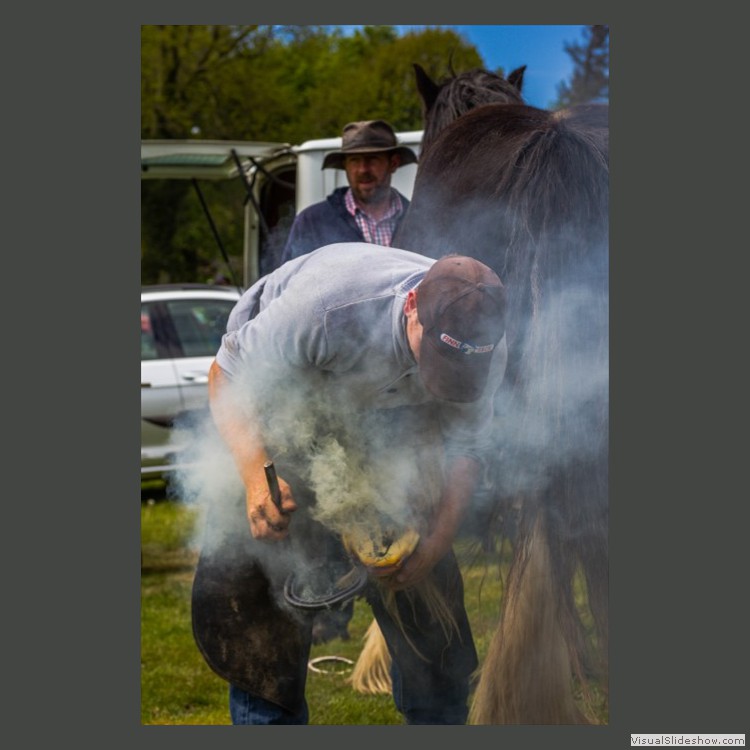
left=141, top=284, right=241, bottom=481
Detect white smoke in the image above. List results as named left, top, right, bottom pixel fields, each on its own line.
left=172, top=225, right=607, bottom=561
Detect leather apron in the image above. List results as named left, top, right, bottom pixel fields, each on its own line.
left=191, top=465, right=354, bottom=713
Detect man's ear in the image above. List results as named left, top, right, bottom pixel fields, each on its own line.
left=390, top=154, right=401, bottom=173
left=404, top=288, right=418, bottom=314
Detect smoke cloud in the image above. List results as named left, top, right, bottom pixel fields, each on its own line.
left=172, top=268, right=606, bottom=567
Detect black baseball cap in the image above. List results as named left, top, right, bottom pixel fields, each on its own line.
left=416, top=255, right=507, bottom=403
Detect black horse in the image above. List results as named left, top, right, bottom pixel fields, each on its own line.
left=394, top=65, right=609, bottom=724
left=413, top=63, right=526, bottom=155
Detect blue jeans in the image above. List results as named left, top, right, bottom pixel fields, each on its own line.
left=367, top=550, right=476, bottom=725
left=230, top=684, right=309, bottom=725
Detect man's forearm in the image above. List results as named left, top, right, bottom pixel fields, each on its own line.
left=208, top=360, right=269, bottom=488
left=428, top=455, right=480, bottom=548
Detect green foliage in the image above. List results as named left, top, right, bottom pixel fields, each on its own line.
left=141, top=499, right=198, bottom=552
left=141, top=25, right=268, bottom=140
left=141, top=178, right=247, bottom=284
left=142, top=25, right=484, bottom=143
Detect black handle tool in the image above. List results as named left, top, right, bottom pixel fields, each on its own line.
left=263, top=460, right=283, bottom=511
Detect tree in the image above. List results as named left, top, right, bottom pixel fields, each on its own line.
left=554, top=25, right=609, bottom=108
left=141, top=25, right=273, bottom=139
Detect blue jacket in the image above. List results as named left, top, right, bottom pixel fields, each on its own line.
left=279, top=187, right=410, bottom=265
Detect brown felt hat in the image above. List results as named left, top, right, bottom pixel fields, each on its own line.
left=417, top=255, right=507, bottom=403
left=322, top=120, right=418, bottom=170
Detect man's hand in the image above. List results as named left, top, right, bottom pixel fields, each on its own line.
left=376, top=532, right=452, bottom=590
left=208, top=360, right=298, bottom=542
left=245, top=472, right=297, bottom=540
left=377, top=454, right=481, bottom=590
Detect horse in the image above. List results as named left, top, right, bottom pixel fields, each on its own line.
left=389, top=65, right=609, bottom=725
left=413, top=63, right=527, bottom=156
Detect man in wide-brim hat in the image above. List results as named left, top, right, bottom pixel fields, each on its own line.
left=321, top=119, right=418, bottom=169
left=280, top=120, right=418, bottom=264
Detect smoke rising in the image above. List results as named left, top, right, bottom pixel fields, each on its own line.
left=170, top=354, right=436, bottom=601
left=173, top=216, right=607, bottom=579
left=172, top=270, right=607, bottom=565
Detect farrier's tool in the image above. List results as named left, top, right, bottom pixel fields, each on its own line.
left=263, top=460, right=283, bottom=511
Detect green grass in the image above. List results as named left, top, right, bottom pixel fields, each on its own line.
left=141, top=495, right=605, bottom=725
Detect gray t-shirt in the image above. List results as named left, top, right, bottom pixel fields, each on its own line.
left=216, top=242, right=506, bottom=462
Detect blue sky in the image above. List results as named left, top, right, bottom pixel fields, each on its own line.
left=447, top=25, right=588, bottom=109
left=339, top=25, right=589, bottom=110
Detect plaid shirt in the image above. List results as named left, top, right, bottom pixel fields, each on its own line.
left=344, top=188, right=405, bottom=246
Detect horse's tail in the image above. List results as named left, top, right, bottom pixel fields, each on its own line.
left=348, top=618, right=392, bottom=695
left=469, top=507, right=605, bottom=724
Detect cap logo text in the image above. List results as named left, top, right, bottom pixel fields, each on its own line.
left=440, top=332, right=495, bottom=355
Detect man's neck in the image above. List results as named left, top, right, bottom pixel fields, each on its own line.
left=351, top=189, right=393, bottom=221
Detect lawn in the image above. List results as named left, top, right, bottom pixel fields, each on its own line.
left=141, top=489, right=606, bottom=725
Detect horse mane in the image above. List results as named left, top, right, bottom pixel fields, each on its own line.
left=414, top=63, right=526, bottom=155
left=397, top=102, right=608, bottom=301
